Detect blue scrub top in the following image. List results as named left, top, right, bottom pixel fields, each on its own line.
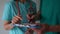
left=2, top=0, right=36, bottom=34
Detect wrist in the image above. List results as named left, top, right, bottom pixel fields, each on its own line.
left=9, top=23, right=15, bottom=27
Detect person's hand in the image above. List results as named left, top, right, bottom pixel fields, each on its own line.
left=31, top=24, right=49, bottom=34
left=27, top=14, right=35, bottom=20
left=4, top=15, right=22, bottom=30
left=4, top=24, right=14, bottom=30
left=12, top=15, right=22, bottom=24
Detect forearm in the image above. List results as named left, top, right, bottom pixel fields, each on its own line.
left=47, top=25, right=60, bottom=32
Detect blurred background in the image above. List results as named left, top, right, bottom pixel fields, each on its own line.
left=0, top=0, right=40, bottom=34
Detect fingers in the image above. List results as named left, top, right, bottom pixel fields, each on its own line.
left=27, top=15, right=31, bottom=20
left=27, top=14, right=35, bottom=20
left=12, top=16, right=22, bottom=24
left=12, top=18, right=18, bottom=24
left=31, top=24, right=48, bottom=34
left=37, top=24, right=49, bottom=33
left=16, top=16, right=22, bottom=20
left=31, top=15, right=35, bottom=19
left=31, top=28, right=44, bottom=34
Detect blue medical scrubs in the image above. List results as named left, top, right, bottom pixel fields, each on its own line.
left=2, top=0, right=36, bottom=34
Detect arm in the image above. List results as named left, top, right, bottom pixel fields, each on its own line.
left=47, top=25, right=60, bottom=32
left=2, top=3, right=13, bottom=30
left=3, top=2, right=22, bottom=30
left=36, top=24, right=60, bottom=32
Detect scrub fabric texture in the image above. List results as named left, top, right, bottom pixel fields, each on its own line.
left=40, top=0, right=60, bottom=34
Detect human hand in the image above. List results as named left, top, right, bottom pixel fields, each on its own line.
left=27, top=14, right=35, bottom=20
left=31, top=24, right=49, bottom=34
left=12, top=15, right=22, bottom=24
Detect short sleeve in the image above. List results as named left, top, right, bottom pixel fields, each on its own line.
left=2, top=3, right=12, bottom=21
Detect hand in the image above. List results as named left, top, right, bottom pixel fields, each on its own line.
left=31, top=24, right=49, bottom=34
left=4, top=23, right=14, bottom=30
left=12, top=15, right=22, bottom=24
left=31, top=15, right=35, bottom=19
left=27, top=14, right=35, bottom=20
